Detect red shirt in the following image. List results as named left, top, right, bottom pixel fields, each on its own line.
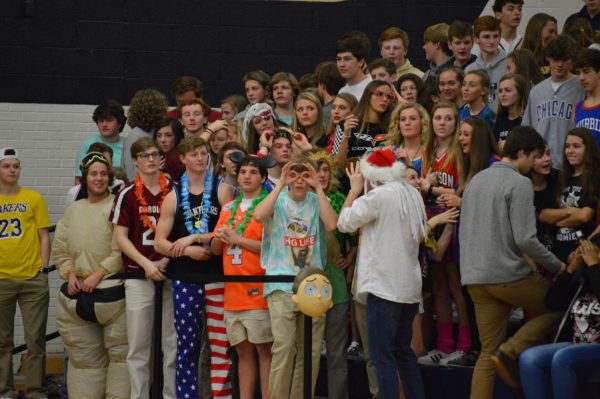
left=110, top=180, right=174, bottom=273
left=163, top=148, right=185, bottom=182
left=424, top=151, right=459, bottom=190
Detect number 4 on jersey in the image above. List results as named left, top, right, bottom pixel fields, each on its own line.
left=227, top=244, right=243, bottom=265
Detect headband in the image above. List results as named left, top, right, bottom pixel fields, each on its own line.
left=80, top=151, right=110, bottom=172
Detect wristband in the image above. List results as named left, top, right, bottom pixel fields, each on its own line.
left=208, top=236, right=215, bottom=248
left=427, top=185, right=434, bottom=196
left=203, top=128, right=215, bottom=136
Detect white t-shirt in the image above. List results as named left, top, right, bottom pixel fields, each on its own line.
left=339, top=75, right=373, bottom=101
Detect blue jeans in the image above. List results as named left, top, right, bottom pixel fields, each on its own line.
left=366, top=294, right=424, bottom=399
left=520, top=342, right=600, bottom=399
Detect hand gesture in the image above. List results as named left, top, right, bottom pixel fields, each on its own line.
left=567, top=246, right=582, bottom=274
left=343, top=114, right=359, bottom=136
left=424, top=169, right=437, bottom=187
left=281, top=162, right=301, bottom=186
left=207, top=119, right=229, bottom=132
left=186, top=246, right=212, bottom=261
left=170, top=235, right=197, bottom=257
left=300, top=163, right=319, bottom=189
left=337, top=254, right=352, bottom=270
left=144, top=260, right=166, bottom=281
left=259, top=130, right=275, bottom=148
left=214, top=226, right=227, bottom=243
left=68, top=272, right=81, bottom=296
left=438, top=193, right=461, bottom=208
left=435, top=208, right=460, bottom=224
left=392, top=85, right=407, bottom=105
left=284, top=128, right=312, bottom=151
left=345, top=161, right=364, bottom=196
left=81, top=270, right=104, bottom=293
left=394, top=148, right=409, bottom=164
left=216, top=226, right=242, bottom=246
left=580, top=240, right=600, bottom=267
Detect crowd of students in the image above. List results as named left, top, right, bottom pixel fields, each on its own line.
left=3, top=1, right=600, bottom=399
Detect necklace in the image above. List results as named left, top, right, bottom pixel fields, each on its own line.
left=181, top=171, right=214, bottom=235
left=134, top=173, right=170, bottom=233
left=400, top=143, right=423, bottom=161
left=435, top=145, right=448, bottom=161
left=226, top=188, right=268, bottom=235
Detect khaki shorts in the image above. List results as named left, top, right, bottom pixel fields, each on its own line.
left=224, top=309, right=273, bottom=346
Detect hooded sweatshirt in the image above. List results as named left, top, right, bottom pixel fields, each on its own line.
left=465, top=47, right=508, bottom=112
left=396, top=59, right=424, bottom=79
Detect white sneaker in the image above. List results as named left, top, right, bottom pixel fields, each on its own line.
left=417, top=349, right=449, bottom=365
left=439, top=350, right=466, bottom=366
left=509, top=307, right=525, bottom=324
left=347, top=341, right=362, bottom=357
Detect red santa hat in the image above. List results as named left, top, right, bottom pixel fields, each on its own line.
left=359, top=148, right=406, bottom=183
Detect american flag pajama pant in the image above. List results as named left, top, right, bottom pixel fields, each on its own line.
left=173, top=281, right=232, bottom=399
left=173, top=280, right=204, bottom=399
left=204, top=282, right=232, bottom=398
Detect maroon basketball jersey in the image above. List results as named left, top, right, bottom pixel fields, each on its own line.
left=110, top=180, right=173, bottom=273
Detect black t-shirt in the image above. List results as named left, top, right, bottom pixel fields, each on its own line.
left=493, top=114, right=522, bottom=143
left=336, top=121, right=387, bottom=194
left=553, top=175, right=599, bottom=262
left=315, top=133, right=330, bottom=149
left=534, top=169, right=560, bottom=253
left=167, top=176, right=223, bottom=280
left=343, top=122, right=387, bottom=159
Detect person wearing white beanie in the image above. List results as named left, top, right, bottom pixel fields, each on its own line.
left=242, top=103, right=277, bottom=153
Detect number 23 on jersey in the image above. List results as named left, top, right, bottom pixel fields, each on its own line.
left=0, top=218, right=23, bottom=239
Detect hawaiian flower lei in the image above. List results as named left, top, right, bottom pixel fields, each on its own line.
left=134, top=172, right=170, bottom=233
left=181, top=171, right=214, bottom=235
left=226, top=187, right=268, bottom=235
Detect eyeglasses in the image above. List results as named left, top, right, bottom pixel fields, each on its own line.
left=371, top=89, right=396, bottom=102
left=80, top=152, right=109, bottom=171
left=137, top=151, right=161, bottom=160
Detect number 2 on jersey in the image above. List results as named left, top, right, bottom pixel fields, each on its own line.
left=142, top=216, right=157, bottom=246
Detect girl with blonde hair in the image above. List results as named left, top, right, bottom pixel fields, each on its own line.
left=385, top=102, right=430, bottom=175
